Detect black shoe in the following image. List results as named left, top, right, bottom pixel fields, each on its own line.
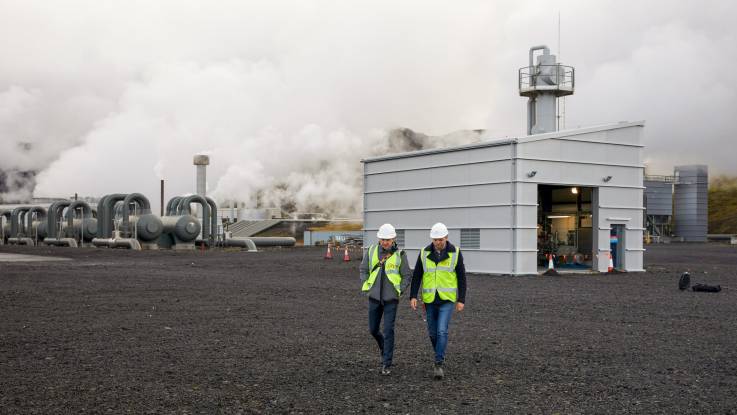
left=381, top=365, right=391, bottom=376
left=433, top=362, right=444, bottom=380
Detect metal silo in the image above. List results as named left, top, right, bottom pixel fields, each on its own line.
left=673, top=165, right=708, bottom=241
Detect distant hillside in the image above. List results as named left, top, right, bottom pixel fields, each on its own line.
left=709, top=175, right=737, bottom=234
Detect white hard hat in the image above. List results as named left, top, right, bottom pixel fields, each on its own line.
left=376, top=223, right=397, bottom=239
left=430, top=222, right=449, bottom=238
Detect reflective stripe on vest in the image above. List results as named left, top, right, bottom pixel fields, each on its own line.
left=420, top=247, right=459, bottom=303
left=362, top=245, right=403, bottom=295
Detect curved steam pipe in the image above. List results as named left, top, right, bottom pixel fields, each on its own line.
left=166, top=196, right=183, bottom=216
left=99, top=194, right=123, bottom=238
left=11, top=206, right=31, bottom=237
left=1, top=210, right=11, bottom=240
left=98, top=193, right=126, bottom=238
left=120, top=193, right=151, bottom=237
left=96, top=194, right=109, bottom=234
left=175, top=195, right=210, bottom=242
left=224, top=237, right=257, bottom=251
left=248, top=237, right=297, bottom=247
left=26, top=206, right=47, bottom=236
left=64, top=201, right=92, bottom=233
left=96, top=194, right=110, bottom=232
left=46, top=201, right=71, bottom=239
left=205, top=196, right=218, bottom=243
left=174, top=196, right=217, bottom=241
left=529, top=45, right=550, bottom=67
left=97, top=194, right=113, bottom=237
left=174, top=198, right=186, bottom=215
left=19, top=210, right=29, bottom=235
left=180, top=195, right=218, bottom=244
left=112, top=200, right=125, bottom=218
left=19, top=210, right=28, bottom=235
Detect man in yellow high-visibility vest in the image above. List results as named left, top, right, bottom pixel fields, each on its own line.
left=410, top=222, right=466, bottom=380
left=360, top=223, right=411, bottom=376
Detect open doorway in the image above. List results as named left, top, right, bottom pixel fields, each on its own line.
left=610, top=224, right=626, bottom=270
left=537, top=185, right=594, bottom=271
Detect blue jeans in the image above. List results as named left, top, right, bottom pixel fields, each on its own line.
left=368, top=299, right=398, bottom=367
left=425, top=301, right=454, bottom=364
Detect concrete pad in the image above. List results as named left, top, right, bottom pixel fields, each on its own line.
left=537, top=266, right=595, bottom=275
left=0, top=253, right=71, bottom=262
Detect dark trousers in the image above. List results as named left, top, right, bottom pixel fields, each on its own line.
left=368, top=299, right=398, bottom=367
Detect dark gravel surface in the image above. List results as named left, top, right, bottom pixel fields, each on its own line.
left=1, top=243, right=736, bottom=414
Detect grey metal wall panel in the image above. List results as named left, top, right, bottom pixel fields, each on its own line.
left=599, top=187, right=645, bottom=207
left=515, top=228, right=537, bottom=251
left=598, top=207, right=644, bottom=223
left=595, top=187, right=645, bottom=272
left=644, top=180, right=673, bottom=216
left=365, top=206, right=512, bottom=229
left=365, top=161, right=512, bottom=193
left=518, top=138, right=642, bottom=166
left=406, top=229, right=430, bottom=250
left=515, top=205, right=539, bottom=228
left=454, top=250, right=512, bottom=274
left=516, top=182, right=539, bottom=204
left=517, top=159, right=643, bottom=188
left=603, top=126, right=644, bottom=146
left=364, top=144, right=512, bottom=175
left=479, top=229, right=513, bottom=250
left=365, top=183, right=513, bottom=211
left=395, top=229, right=405, bottom=247
left=673, top=165, right=708, bottom=241
left=598, top=188, right=644, bottom=211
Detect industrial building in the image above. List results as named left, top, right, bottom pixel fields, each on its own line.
left=644, top=165, right=709, bottom=242
left=362, top=45, right=646, bottom=275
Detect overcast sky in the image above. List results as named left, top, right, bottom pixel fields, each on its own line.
left=1, top=0, right=735, bottom=212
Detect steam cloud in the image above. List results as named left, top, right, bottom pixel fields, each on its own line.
left=1, top=1, right=735, bottom=213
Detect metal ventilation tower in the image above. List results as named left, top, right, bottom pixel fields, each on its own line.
left=519, top=45, right=575, bottom=135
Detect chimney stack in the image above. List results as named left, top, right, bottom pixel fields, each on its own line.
left=193, top=154, right=210, bottom=196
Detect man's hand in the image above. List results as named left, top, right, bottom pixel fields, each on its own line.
left=410, top=298, right=418, bottom=310
left=455, top=302, right=465, bottom=312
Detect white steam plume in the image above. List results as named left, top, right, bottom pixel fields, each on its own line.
left=1, top=1, right=735, bottom=210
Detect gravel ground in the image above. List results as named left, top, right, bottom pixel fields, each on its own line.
left=1, top=243, right=736, bottom=414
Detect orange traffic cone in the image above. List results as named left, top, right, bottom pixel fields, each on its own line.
left=343, top=246, right=350, bottom=262
left=543, top=254, right=559, bottom=276
left=607, top=253, right=614, bottom=272
left=324, top=244, right=333, bottom=259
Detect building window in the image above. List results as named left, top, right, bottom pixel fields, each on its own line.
left=460, top=228, right=480, bottom=249
left=395, top=229, right=405, bottom=248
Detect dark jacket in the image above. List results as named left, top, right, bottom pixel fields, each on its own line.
left=410, top=241, right=466, bottom=304
left=360, top=244, right=412, bottom=303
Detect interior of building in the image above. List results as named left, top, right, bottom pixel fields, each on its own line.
left=537, top=185, right=594, bottom=270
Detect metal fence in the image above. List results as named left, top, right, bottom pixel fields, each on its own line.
left=518, top=64, right=575, bottom=96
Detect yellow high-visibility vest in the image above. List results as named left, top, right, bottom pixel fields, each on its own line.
left=420, top=248, right=459, bottom=303
left=362, top=245, right=403, bottom=295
